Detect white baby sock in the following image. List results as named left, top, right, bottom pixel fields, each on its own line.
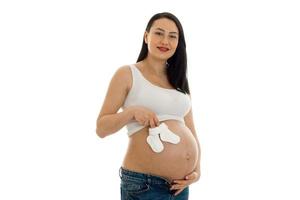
left=159, top=123, right=181, bottom=144
left=147, top=126, right=164, bottom=153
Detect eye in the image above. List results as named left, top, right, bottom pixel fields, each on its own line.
left=169, top=35, right=177, bottom=39
left=155, top=32, right=163, bottom=36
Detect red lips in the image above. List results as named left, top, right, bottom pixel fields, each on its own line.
left=157, top=47, right=169, bottom=52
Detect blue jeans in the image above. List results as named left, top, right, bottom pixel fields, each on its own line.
left=119, top=167, right=189, bottom=200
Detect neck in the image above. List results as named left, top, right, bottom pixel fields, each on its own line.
left=142, top=56, right=167, bottom=76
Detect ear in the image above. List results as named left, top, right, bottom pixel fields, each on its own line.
left=144, top=31, right=148, bottom=44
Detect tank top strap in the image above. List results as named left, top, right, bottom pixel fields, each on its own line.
left=129, top=64, right=145, bottom=87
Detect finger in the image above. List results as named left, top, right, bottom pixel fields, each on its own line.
left=172, top=180, right=188, bottom=185
left=149, top=118, right=156, bottom=128
left=170, top=183, right=186, bottom=190
left=154, top=117, right=160, bottom=126
left=185, top=172, right=197, bottom=180
left=137, top=119, right=145, bottom=126
left=143, top=120, right=149, bottom=127
left=174, top=188, right=185, bottom=196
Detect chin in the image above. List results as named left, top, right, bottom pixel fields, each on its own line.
left=154, top=53, right=173, bottom=61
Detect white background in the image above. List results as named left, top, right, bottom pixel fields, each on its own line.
left=1, top=0, right=300, bottom=199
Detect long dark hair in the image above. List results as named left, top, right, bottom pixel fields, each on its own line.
left=137, top=12, right=190, bottom=94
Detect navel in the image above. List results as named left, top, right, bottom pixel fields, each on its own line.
left=185, top=153, right=190, bottom=160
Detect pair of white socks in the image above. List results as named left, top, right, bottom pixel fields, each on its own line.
left=146, top=122, right=180, bottom=153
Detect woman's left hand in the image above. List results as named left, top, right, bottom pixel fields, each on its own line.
left=170, top=171, right=200, bottom=196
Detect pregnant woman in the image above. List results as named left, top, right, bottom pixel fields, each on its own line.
left=96, top=12, right=201, bottom=200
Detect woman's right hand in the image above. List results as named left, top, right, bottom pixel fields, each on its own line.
left=129, top=106, right=160, bottom=128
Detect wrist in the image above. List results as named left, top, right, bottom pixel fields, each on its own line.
left=124, top=106, right=136, bottom=120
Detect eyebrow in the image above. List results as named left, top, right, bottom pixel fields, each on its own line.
left=155, top=27, right=178, bottom=35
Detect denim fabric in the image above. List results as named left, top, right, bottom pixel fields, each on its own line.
left=119, top=167, right=189, bottom=200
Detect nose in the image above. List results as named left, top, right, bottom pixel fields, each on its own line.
left=161, top=35, right=169, bottom=45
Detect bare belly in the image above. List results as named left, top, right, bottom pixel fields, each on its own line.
left=122, top=120, right=199, bottom=182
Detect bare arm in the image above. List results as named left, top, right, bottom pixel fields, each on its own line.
left=96, top=66, right=133, bottom=138
left=96, top=107, right=135, bottom=138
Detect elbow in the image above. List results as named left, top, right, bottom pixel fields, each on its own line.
left=96, top=128, right=107, bottom=138
left=96, top=117, right=117, bottom=138
left=96, top=118, right=108, bottom=138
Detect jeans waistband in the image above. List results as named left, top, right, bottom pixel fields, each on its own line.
left=119, top=167, right=172, bottom=186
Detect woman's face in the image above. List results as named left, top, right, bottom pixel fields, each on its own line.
left=145, top=18, right=179, bottom=61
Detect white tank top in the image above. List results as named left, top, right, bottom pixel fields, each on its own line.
left=122, top=64, right=192, bottom=136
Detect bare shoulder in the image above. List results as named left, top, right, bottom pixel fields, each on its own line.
left=113, top=65, right=131, bottom=79
left=97, top=65, right=132, bottom=118
left=111, top=65, right=132, bottom=92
